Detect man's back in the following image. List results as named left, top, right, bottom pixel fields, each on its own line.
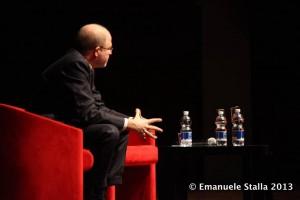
left=31, top=49, right=102, bottom=126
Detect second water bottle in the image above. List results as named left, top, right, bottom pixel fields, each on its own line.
left=215, top=109, right=227, bottom=146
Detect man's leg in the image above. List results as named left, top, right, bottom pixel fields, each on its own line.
left=107, top=130, right=128, bottom=186
left=83, top=124, right=122, bottom=200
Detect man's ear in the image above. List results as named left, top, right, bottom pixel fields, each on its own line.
left=94, top=46, right=101, bottom=57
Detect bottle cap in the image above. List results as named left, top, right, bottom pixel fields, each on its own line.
left=183, top=111, right=189, bottom=115
left=235, top=108, right=241, bottom=113
left=217, top=109, right=224, bottom=115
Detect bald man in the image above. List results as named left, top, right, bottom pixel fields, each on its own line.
left=31, top=24, right=162, bottom=200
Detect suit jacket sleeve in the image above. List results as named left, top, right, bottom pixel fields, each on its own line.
left=60, top=61, right=127, bottom=129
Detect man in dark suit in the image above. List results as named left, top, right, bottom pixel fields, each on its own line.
left=31, top=23, right=163, bottom=200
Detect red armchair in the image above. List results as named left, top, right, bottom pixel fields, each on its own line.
left=0, top=103, right=93, bottom=200
left=0, top=103, right=158, bottom=200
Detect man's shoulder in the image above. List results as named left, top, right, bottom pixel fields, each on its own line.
left=43, top=49, right=90, bottom=78
left=60, top=49, right=89, bottom=67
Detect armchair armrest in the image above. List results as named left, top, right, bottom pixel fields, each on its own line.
left=127, top=129, right=156, bottom=146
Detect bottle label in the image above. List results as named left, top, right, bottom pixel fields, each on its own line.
left=216, top=131, right=227, bottom=141
left=181, top=131, right=192, bottom=140
left=232, top=130, right=245, bottom=140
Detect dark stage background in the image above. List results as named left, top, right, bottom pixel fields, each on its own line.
left=0, top=1, right=203, bottom=144
left=1, top=0, right=300, bottom=191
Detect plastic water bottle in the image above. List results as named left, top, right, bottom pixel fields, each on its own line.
left=180, top=111, right=192, bottom=147
left=215, top=109, right=227, bottom=146
left=231, top=107, right=245, bottom=146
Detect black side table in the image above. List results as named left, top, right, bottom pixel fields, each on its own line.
left=157, top=143, right=271, bottom=200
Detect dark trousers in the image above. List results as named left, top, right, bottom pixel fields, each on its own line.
left=83, top=124, right=128, bottom=200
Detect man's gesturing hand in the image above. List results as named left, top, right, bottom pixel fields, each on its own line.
left=127, top=108, right=163, bottom=139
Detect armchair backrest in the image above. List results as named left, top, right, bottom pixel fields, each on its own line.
left=0, top=103, right=85, bottom=200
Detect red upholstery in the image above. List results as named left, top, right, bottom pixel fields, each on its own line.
left=125, top=145, right=158, bottom=166
left=83, top=149, right=94, bottom=171
left=116, top=129, right=158, bottom=200
left=0, top=103, right=158, bottom=200
left=0, top=103, right=92, bottom=200
left=107, top=186, right=116, bottom=200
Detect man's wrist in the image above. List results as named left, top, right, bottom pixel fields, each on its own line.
left=123, top=117, right=134, bottom=130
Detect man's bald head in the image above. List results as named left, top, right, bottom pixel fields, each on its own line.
left=75, top=24, right=111, bottom=54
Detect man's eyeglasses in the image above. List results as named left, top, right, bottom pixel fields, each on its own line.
left=100, top=46, right=113, bottom=51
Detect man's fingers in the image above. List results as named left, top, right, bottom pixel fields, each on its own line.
left=144, top=129, right=157, bottom=139
left=148, top=118, right=162, bottom=124
left=146, top=125, right=163, bottom=133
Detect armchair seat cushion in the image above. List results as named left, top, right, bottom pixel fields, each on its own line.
left=125, top=145, right=158, bottom=166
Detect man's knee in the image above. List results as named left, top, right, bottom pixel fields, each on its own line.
left=101, top=124, right=120, bottom=140
left=84, top=123, right=120, bottom=141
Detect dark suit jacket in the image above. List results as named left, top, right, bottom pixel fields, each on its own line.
left=31, top=49, right=127, bottom=129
